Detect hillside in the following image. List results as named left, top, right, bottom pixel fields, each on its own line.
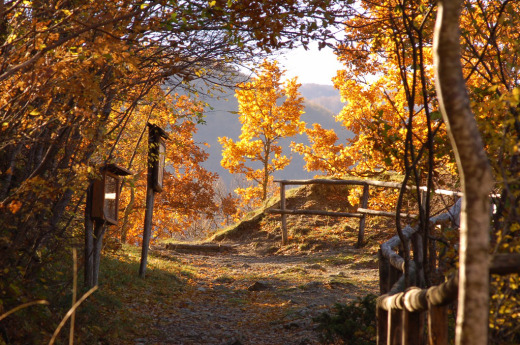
left=194, top=82, right=352, bottom=188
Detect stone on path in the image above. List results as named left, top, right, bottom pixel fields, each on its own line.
left=247, top=281, right=271, bottom=291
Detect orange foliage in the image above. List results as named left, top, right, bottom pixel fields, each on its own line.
left=105, top=90, right=222, bottom=244
left=219, top=60, right=305, bottom=207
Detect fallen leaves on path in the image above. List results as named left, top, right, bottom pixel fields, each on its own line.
left=119, top=242, right=379, bottom=345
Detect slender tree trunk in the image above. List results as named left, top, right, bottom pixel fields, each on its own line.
left=433, top=1, right=494, bottom=345
left=84, top=183, right=94, bottom=288
left=139, top=163, right=155, bottom=278
left=262, top=143, right=271, bottom=201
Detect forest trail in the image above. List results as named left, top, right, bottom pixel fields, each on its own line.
left=113, top=184, right=390, bottom=345
left=127, top=239, right=379, bottom=345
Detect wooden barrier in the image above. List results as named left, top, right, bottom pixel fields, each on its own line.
left=376, top=195, right=519, bottom=345
left=376, top=254, right=520, bottom=345
left=268, top=178, right=424, bottom=247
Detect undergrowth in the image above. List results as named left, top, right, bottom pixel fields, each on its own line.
left=314, top=294, right=377, bottom=345
left=0, top=244, right=187, bottom=345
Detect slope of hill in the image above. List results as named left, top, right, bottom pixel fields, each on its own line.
left=194, top=83, right=352, bottom=188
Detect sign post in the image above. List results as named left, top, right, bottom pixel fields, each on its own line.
left=139, top=123, right=168, bottom=278
left=85, top=164, right=132, bottom=287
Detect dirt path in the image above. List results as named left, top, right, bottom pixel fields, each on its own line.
left=131, top=242, right=379, bottom=345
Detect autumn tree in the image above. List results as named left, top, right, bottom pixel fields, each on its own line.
left=434, top=1, right=494, bottom=343
left=110, top=91, right=220, bottom=245
left=0, top=0, right=349, bottom=341
left=219, top=60, right=305, bottom=205
left=294, top=0, right=519, bottom=341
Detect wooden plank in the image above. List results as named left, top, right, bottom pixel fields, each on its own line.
left=275, top=178, right=405, bottom=189
left=388, top=309, right=402, bottom=345
left=428, top=305, right=448, bottom=345
left=380, top=225, right=417, bottom=271
left=357, top=184, right=370, bottom=247
left=490, top=253, right=520, bottom=275
left=402, top=310, right=423, bottom=345
left=419, top=186, right=463, bottom=197
left=357, top=208, right=418, bottom=219
left=379, top=249, right=390, bottom=294
left=266, top=209, right=363, bottom=218
left=92, top=220, right=105, bottom=286
left=276, top=179, right=462, bottom=196
left=377, top=306, right=388, bottom=345
left=275, top=178, right=367, bottom=186
left=280, top=183, right=288, bottom=245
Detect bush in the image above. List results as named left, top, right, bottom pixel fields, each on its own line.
left=314, top=294, right=377, bottom=345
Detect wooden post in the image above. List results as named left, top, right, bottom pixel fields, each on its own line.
left=86, top=164, right=131, bottom=287
left=92, top=220, right=105, bottom=286
left=377, top=306, right=388, bottom=345
left=139, top=124, right=167, bottom=278
left=428, top=305, right=448, bottom=345
left=280, top=181, right=288, bottom=245
left=357, top=183, right=370, bottom=247
left=388, top=309, right=402, bottom=345
left=379, top=249, right=390, bottom=294
left=402, top=310, right=423, bottom=345
left=412, top=233, right=425, bottom=287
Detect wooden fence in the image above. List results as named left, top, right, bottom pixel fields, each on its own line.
left=267, top=179, right=461, bottom=247
left=377, top=200, right=520, bottom=345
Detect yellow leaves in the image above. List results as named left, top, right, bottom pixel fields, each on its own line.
left=221, top=60, right=305, bottom=205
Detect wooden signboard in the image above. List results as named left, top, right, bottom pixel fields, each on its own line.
left=91, top=164, right=132, bottom=225
left=152, top=138, right=166, bottom=192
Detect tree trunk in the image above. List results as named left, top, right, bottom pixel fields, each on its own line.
left=139, top=170, right=155, bottom=278
left=433, top=1, right=494, bottom=345
left=84, top=183, right=94, bottom=288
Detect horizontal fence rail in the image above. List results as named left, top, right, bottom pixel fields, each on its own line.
left=267, top=179, right=461, bottom=247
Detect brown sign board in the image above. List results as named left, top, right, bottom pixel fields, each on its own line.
left=91, top=164, right=132, bottom=225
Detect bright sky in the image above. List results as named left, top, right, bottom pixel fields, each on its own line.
left=278, top=42, right=344, bottom=86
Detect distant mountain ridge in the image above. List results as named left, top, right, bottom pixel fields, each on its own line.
left=193, top=83, right=351, bottom=188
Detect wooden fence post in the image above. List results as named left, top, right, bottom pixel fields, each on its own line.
left=379, top=249, right=390, bottom=294
left=357, top=183, right=370, bottom=247
left=280, top=181, right=288, bottom=245
left=428, top=304, right=448, bottom=345
left=92, top=220, right=105, bottom=286
left=388, top=309, right=402, bottom=345
left=377, top=305, right=388, bottom=345
left=402, top=310, right=423, bottom=345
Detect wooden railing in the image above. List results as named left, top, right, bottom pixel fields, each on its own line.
left=377, top=199, right=520, bottom=345
left=378, top=254, right=520, bottom=345
left=267, top=179, right=461, bottom=247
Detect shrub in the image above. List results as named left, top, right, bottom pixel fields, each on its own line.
left=314, top=294, right=377, bottom=345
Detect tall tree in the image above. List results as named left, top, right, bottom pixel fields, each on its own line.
left=434, top=1, right=494, bottom=344
left=219, top=60, right=305, bottom=205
